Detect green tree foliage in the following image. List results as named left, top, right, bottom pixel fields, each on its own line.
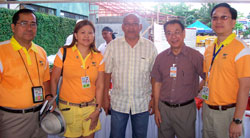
left=235, top=22, right=244, bottom=31
left=155, top=3, right=217, bottom=27
left=0, top=8, right=75, bottom=56
left=243, top=28, right=250, bottom=38
left=198, top=3, right=217, bottom=27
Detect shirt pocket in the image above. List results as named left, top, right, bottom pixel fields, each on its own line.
left=138, top=58, right=150, bottom=72
left=181, top=67, right=195, bottom=85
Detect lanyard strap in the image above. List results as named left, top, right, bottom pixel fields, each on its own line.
left=209, top=44, right=224, bottom=72
left=18, top=51, right=41, bottom=86
left=205, top=44, right=224, bottom=86
left=76, top=48, right=93, bottom=76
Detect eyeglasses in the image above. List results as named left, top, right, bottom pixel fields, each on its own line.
left=165, top=31, right=182, bottom=37
left=123, top=23, right=139, bottom=27
left=211, top=16, right=231, bottom=21
left=16, top=21, right=37, bottom=28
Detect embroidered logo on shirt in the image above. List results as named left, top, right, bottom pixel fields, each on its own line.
left=222, top=53, right=228, bottom=59
left=39, top=61, right=44, bottom=66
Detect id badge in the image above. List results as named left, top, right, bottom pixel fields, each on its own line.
left=201, top=86, right=209, bottom=100
left=81, top=76, right=91, bottom=88
left=32, top=86, right=44, bottom=103
left=170, top=66, right=177, bottom=78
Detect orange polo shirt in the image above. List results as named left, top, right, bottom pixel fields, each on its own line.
left=0, top=37, right=50, bottom=109
left=203, top=33, right=250, bottom=105
left=54, top=45, right=104, bottom=103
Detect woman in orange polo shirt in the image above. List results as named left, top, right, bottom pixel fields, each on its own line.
left=51, top=20, right=104, bottom=138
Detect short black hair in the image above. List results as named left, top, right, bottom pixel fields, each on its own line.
left=211, top=3, right=237, bottom=20
left=12, top=8, right=37, bottom=25
left=102, top=26, right=113, bottom=33
left=163, top=19, right=185, bottom=34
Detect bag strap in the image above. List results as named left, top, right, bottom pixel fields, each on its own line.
left=60, top=48, right=67, bottom=76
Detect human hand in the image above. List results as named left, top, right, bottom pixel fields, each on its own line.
left=86, top=109, right=100, bottom=130
left=103, top=96, right=111, bottom=115
left=229, top=121, right=242, bottom=138
left=45, top=95, right=57, bottom=112
left=154, top=109, right=162, bottom=128
left=148, top=99, right=154, bottom=115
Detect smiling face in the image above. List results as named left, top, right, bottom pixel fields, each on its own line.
left=74, top=25, right=94, bottom=48
left=11, top=13, right=37, bottom=44
left=211, top=7, right=236, bottom=37
left=165, top=23, right=185, bottom=50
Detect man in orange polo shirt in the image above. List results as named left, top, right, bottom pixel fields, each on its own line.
left=202, top=3, right=250, bottom=138
left=0, top=9, right=50, bottom=138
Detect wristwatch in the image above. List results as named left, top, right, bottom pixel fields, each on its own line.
left=233, top=118, right=242, bottom=124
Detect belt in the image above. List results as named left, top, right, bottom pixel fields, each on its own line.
left=59, top=99, right=97, bottom=108
left=208, top=103, right=236, bottom=111
left=163, top=99, right=194, bottom=108
left=0, top=104, right=43, bottom=114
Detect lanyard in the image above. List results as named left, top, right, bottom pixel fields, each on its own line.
left=209, top=44, right=224, bottom=72
left=206, top=44, right=224, bottom=86
left=18, top=51, right=41, bottom=86
left=76, top=49, right=92, bottom=76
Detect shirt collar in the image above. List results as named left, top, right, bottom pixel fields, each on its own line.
left=72, top=44, right=97, bottom=54
left=214, top=33, right=236, bottom=47
left=166, top=43, right=187, bottom=56
left=10, top=36, right=38, bottom=53
left=122, top=36, right=142, bottom=44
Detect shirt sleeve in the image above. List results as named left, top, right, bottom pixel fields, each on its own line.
left=0, top=59, right=2, bottom=82
left=151, top=55, right=162, bottom=82
left=235, top=48, right=250, bottom=78
left=53, top=48, right=64, bottom=68
left=98, top=54, right=105, bottom=72
left=103, top=43, right=113, bottom=73
left=203, top=50, right=209, bottom=74
left=38, top=47, right=50, bottom=82
left=43, top=58, right=50, bottom=82
left=149, top=45, right=158, bottom=71
left=196, top=51, right=206, bottom=80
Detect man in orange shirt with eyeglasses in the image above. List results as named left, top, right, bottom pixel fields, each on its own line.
left=0, top=9, right=51, bottom=138
left=202, top=3, right=250, bottom=138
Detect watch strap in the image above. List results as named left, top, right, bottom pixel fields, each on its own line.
left=233, top=118, right=242, bottom=124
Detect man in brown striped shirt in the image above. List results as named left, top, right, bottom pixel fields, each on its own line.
left=151, top=20, right=205, bottom=138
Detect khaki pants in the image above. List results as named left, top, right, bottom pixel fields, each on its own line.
left=158, top=101, right=196, bottom=138
left=202, top=103, right=244, bottom=138
left=0, top=109, right=47, bottom=138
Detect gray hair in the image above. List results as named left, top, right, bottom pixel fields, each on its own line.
left=123, top=13, right=141, bottom=24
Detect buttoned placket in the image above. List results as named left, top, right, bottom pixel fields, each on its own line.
left=170, top=55, right=178, bottom=103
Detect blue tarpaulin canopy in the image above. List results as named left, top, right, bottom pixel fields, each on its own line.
left=187, top=20, right=213, bottom=34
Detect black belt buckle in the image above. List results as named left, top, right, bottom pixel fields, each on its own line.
left=170, top=104, right=180, bottom=108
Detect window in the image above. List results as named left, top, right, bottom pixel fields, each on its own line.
left=23, top=4, right=56, bottom=16
left=60, top=10, right=87, bottom=20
